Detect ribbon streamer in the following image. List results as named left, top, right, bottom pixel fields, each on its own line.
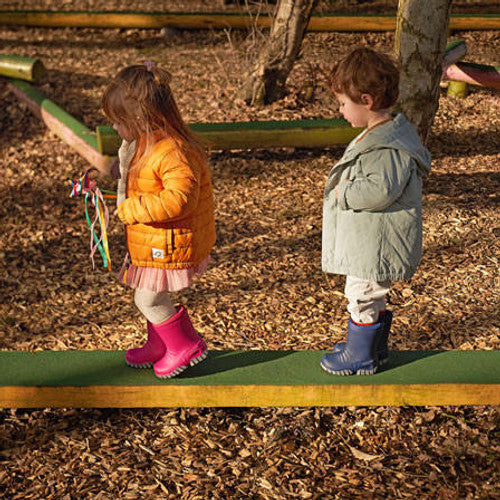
left=70, top=172, right=116, bottom=271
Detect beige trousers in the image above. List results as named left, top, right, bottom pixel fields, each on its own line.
left=134, top=288, right=177, bottom=325
left=344, top=276, right=390, bottom=324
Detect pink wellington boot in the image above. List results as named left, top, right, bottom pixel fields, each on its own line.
left=152, top=305, right=207, bottom=379
left=125, top=320, right=167, bottom=368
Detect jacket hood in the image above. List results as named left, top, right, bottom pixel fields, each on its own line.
left=341, top=113, right=432, bottom=177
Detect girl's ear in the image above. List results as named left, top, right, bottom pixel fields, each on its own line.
left=360, top=93, right=374, bottom=109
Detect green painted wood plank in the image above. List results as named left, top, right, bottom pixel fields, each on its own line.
left=96, top=124, right=122, bottom=155
left=190, top=118, right=349, bottom=132
left=1, top=350, right=499, bottom=387
left=9, top=79, right=98, bottom=150
left=8, top=79, right=114, bottom=170
left=97, top=119, right=361, bottom=153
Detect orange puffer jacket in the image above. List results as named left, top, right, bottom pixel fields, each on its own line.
left=117, top=136, right=216, bottom=269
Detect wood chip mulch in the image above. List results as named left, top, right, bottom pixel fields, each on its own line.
left=0, top=1, right=499, bottom=498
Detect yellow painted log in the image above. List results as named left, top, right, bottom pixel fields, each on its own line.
left=1, top=383, right=499, bottom=408
left=0, top=54, right=45, bottom=82
left=97, top=120, right=362, bottom=153
left=0, top=11, right=498, bottom=31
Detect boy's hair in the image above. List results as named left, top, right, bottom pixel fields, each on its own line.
left=329, top=48, right=399, bottom=110
left=102, top=64, right=206, bottom=161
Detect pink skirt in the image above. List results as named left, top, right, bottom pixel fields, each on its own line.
left=118, top=254, right=210, bottom=293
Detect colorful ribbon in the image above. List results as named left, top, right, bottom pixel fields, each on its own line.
left=70, top=172, right=116, bottom=271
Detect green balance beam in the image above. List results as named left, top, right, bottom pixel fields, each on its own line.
left=97, top=119, right=362, bottom=154
left=8, top=79, right=113, bottom=171
left=8, top=76, right=360, bottom=162
left=1, top=350, right=499, bottom=408
left=0, top=11, right=498, bottom=31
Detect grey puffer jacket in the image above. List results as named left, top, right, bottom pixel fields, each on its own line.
left=322, top=113, right=431, bottom=281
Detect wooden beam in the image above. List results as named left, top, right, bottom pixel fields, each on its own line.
left=96, top=125, right=122, bottom=156
left=0, top=54, right=45, bottom=82
left=444, top=61, right=500, bottom=90
left=0, top=11, right=498, bottom=31
left=7, top=79, right=114, bottom=172
left=97, top=119, right=362, bottom=153
left=443, top=40, right=467, bottom=68
left=1, top=350, right=499, bottom=408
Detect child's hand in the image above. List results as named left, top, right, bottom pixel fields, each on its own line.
left=84, top=166, right=99, bottom=180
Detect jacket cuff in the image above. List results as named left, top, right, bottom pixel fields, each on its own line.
left=336, top=180, right=351, bottom=210
left=117, top=201, right=131, bottom=225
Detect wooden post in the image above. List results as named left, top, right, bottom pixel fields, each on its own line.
left=0, top=54, right=45, bottom=83
left=447, top=80, right=468, bottom=98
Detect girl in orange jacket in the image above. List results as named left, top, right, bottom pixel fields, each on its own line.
left=102, top=63, right=216, bottom=378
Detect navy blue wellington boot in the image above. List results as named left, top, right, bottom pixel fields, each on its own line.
left=376, top=310, right=392, bottom=365
left=332, top=310, right=393, bottom=366
left=321, top=319, right=383, bottom=375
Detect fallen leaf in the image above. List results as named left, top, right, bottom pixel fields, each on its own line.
left=349, top=446, right=383, bottom=462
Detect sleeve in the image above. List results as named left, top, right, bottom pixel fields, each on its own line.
left=336, top=149, right=413, bottom=212
left=117, top=147, right=200, bottom=225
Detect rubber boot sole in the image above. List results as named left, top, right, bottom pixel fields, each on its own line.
left=155, top=349, right=208, bottom=379
left=126, top=360, right=154, bottom=369
left=320, top=358, right=378, bottom=376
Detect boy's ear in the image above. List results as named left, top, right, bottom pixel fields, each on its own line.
left=360, top=93, right=374, bottom=109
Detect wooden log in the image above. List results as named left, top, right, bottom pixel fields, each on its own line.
left=8, top=79, right=114, bottom=172
left=447, top=80, right=468, bottom=98
left=0, top=350, right=499, bottom=408
left=448, top=14, right=500, bottom=30
left=96, top=125, right=122, bottom=156
left=97, top=119, right=362, bottom=154
left=0, top=11, right=498, bottom=31
left=443, top=40, right=467, bottom=68
left=443, top=61, right=500, bottom=90
left=0, top=54, right=45, bottom=83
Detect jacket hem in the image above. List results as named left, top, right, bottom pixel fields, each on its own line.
left=321, top=266, right=415, bottom=282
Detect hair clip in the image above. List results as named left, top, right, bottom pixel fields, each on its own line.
left=145, top=61, right=154, bottom=72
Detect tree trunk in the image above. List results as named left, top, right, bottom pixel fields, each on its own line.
left=394, top=0, right=452, bottom=143
left=241, top=0, right=318, bottom=106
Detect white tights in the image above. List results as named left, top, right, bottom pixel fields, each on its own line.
left=134, top=288, right=177, bottom=325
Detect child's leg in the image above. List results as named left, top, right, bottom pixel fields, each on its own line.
left=134, top=288, right=206, bottom=378
left=332, top=277, right=392, bottom=365
left=344, top=276, right=390, bottom=324
left=125, top=289, right=176, bottom=368
left=134, top=288, right=177, bottom=324
left=320, top=277, right=389, bottom=375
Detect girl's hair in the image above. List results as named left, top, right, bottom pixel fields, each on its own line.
left=102, top=63, right=206, bottom=163
left=329, top=48, right=399, bottom=110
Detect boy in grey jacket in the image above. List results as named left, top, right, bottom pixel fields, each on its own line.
left=321, top=48, right=431, bottom=375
